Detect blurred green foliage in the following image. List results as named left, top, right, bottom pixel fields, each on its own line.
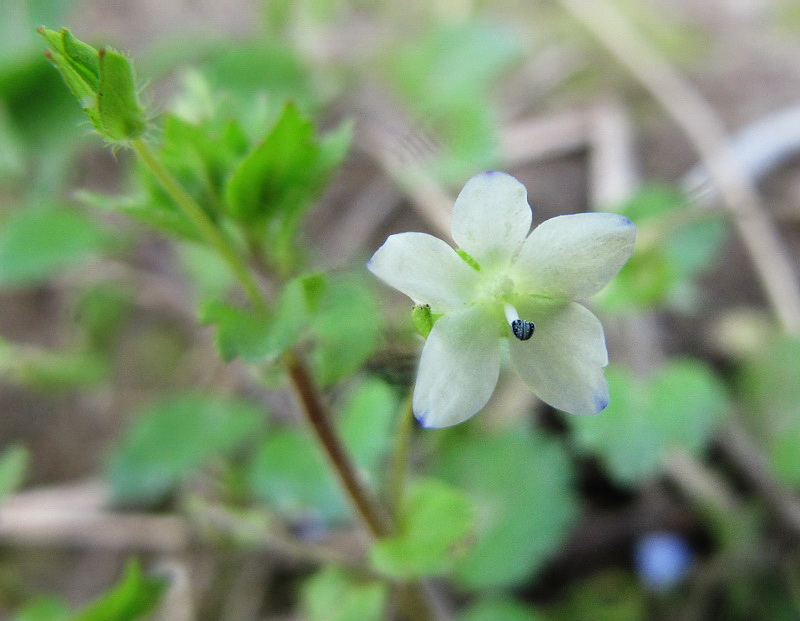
left=3, top=2, right=798, bottom=620
left=301, top=566, right=387, bottom=621
left=435, top=427, right=578, bottom=588
left=569, top=360, right=728, bottom=485
left=108, top=394, right=264, bottom=505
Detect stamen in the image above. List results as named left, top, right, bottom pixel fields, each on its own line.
left=511, top=319, right=535, bottom=341
left=505, top=304, right=535, bottom=341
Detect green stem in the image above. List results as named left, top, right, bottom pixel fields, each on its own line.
left=388, top=394, right=414, bottom=517
left=131, top=138, right=266, bottom=313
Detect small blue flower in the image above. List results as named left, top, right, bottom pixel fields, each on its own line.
left=635, top=532, right=692, bottom=591
left=368, top=171, right=636, bottom=428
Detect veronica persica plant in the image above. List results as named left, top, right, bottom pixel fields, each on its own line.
left=368, top=171, right=636, bottom=428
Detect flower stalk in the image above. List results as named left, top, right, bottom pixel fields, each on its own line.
left=283, top=349, right=393, bottom=539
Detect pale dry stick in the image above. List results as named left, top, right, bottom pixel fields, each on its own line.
left=0, top=479, right=371, bottom=569
left=358, top=110, right=453, bottom=238
left=557, top=0, right=800, bottom=335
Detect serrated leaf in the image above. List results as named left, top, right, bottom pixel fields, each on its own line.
left=72, top=560, right=167, bottom=621
left=569, top=361, right=728, bottom=485
left=371, top=478, right=474, bottom=578
left=108, top=394, right=263, bottom=504
left=0, top=206, right=112, bottom=286
left=224, top=101, right=351, bottom=251
left=435, top=428, right=577, bottom=588
left=302, top=567, right=387, bottom=621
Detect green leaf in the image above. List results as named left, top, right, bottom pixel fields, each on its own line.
left=71, top=560, right=167, bottom=621
left=199, top=300, right=273, bottom=363
left=301, top=567, right=387, bottom=621
left=107, top=394, right=263, bottom=504
left=153, top=112, right=249, bottom=223
left=387, top=22, right=521, bottom=181
left=371, top=478, right=474, bottom=578
left=224, top=101, right=351, bottom=256
left=435, top=427, right=577, bottom=588
left=392, top=22, right=521, bottom=107
left=569, top=360, right=728, bottom=485
left=248, top=427, right=346, bottom=520
left=339, top=377, right=398, bottom=474
left=96, top=47, right=145, bottom=140
left=456, top=597, right=543, bottom=621
left=0, top=444, right=29, bottom=498
left=0, top=205, right=112, bottom=286
left=199, top=273, right=328, bottom=363
left=310, top=275, right=383, bottom=386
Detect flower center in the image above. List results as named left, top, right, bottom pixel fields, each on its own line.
left=478, top=272, right=514, bottom=302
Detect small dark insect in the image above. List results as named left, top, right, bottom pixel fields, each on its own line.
left=511, top=319, right=535, bottom=341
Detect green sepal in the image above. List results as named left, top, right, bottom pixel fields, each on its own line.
left=38, top=27, right=146, bottom=142
left=97, top=47, right=146, bottom=141
left=62, top=29, right=100, bottom=89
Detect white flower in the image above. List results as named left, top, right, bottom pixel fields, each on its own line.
left=368, top=171, right=636, bottom=428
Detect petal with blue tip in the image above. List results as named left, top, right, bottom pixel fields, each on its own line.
left=513, top=213, right=636, bottom=300
left=509, top=301, right=609, bottom=415
left=413, top=306, right=500, bottom=428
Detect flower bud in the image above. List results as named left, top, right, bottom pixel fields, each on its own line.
left=38, top=27, right=146, bottom=142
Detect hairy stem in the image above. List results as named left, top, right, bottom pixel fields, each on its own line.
left=131, top=139, right=266, bottom=313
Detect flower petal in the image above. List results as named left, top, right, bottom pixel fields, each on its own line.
left=413, top=306, right=500, bottom=428
left=367, top=232, right=479, bottom=311
left=451, top=171, right=532, bottom=268
left=509, top=301, right=609, bottom=415
left=513, top=213, right=635, bottom=300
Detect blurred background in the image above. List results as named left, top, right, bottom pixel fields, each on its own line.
left=2, top=0, right=800, bottom=619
